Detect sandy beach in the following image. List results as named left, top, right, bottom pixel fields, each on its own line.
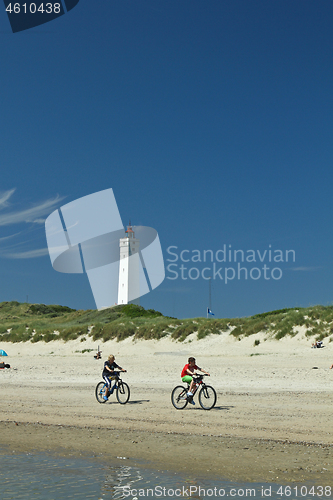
left=1, top=330, right=332, bottom=484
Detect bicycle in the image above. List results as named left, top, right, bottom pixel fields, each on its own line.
left=171, top=374, right=216, bottom=410
left=95, top=373, right=130, bottom=405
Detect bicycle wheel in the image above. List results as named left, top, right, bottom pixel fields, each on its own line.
left=198, top=385, right=216, bottom=410
left=171, top=386, right=188, bottom=410
left=95, top=382, right=107, bottom=403
left=116, top=382, right=130, bottom=404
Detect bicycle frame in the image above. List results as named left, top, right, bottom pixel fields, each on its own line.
left=171, top=374, right=216, bottom=410
left=187, top=375, right=206, bottom=396
left=96, top=373, right=130, bottom=404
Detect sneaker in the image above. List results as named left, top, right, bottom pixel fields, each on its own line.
left=189, top=399, right=195, bottom=405
left=103, top=395, right=108, bottom=401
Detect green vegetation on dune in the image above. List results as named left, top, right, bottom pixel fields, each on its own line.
left=0, top=302, right=173, bottom=343
left=0, top=301, right=333, bottom=343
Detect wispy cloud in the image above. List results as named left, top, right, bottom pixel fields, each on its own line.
left=289, top=266, right=323, bottom=271
left=0, top=193, right=64, bottom=226
left=32, top=218, right=47, bottom=224
left=0, top=188, right=16, bottom=209
left=0, top=231, right=22, bottom=242
left=0, top=189, right=65, bottom=260
left=1, top=248, right=49, bottom=259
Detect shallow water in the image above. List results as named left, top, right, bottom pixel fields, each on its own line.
left=0, top=449, right=331, bottom=500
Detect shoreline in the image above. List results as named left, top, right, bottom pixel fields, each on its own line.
left=1, top=421, right=332, bottom=484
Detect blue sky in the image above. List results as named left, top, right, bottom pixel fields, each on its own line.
left=1, top=1, right=333, bottom=319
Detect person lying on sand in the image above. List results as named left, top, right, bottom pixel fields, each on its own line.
left=181, top=356, right=210, bottom=405
left=102, top=355, right=126, bottom=401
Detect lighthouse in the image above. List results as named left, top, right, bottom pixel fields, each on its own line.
left=117, top=222, right=140, bottom=305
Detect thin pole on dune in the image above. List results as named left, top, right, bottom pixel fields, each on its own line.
left=207, top=277, right=212, bottom=318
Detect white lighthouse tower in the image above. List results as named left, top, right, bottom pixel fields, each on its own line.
left=117, top=222, right=140, bottom=305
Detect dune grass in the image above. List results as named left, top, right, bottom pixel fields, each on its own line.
left=1, top=301, right=333, bottom=343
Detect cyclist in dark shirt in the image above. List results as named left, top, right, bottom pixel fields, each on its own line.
left=102, top=354, right=126, bottom=401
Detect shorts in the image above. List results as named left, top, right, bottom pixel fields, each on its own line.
left=182, top=375, right=193, bottom=384
left=103, top=373, right=119, bottom=387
